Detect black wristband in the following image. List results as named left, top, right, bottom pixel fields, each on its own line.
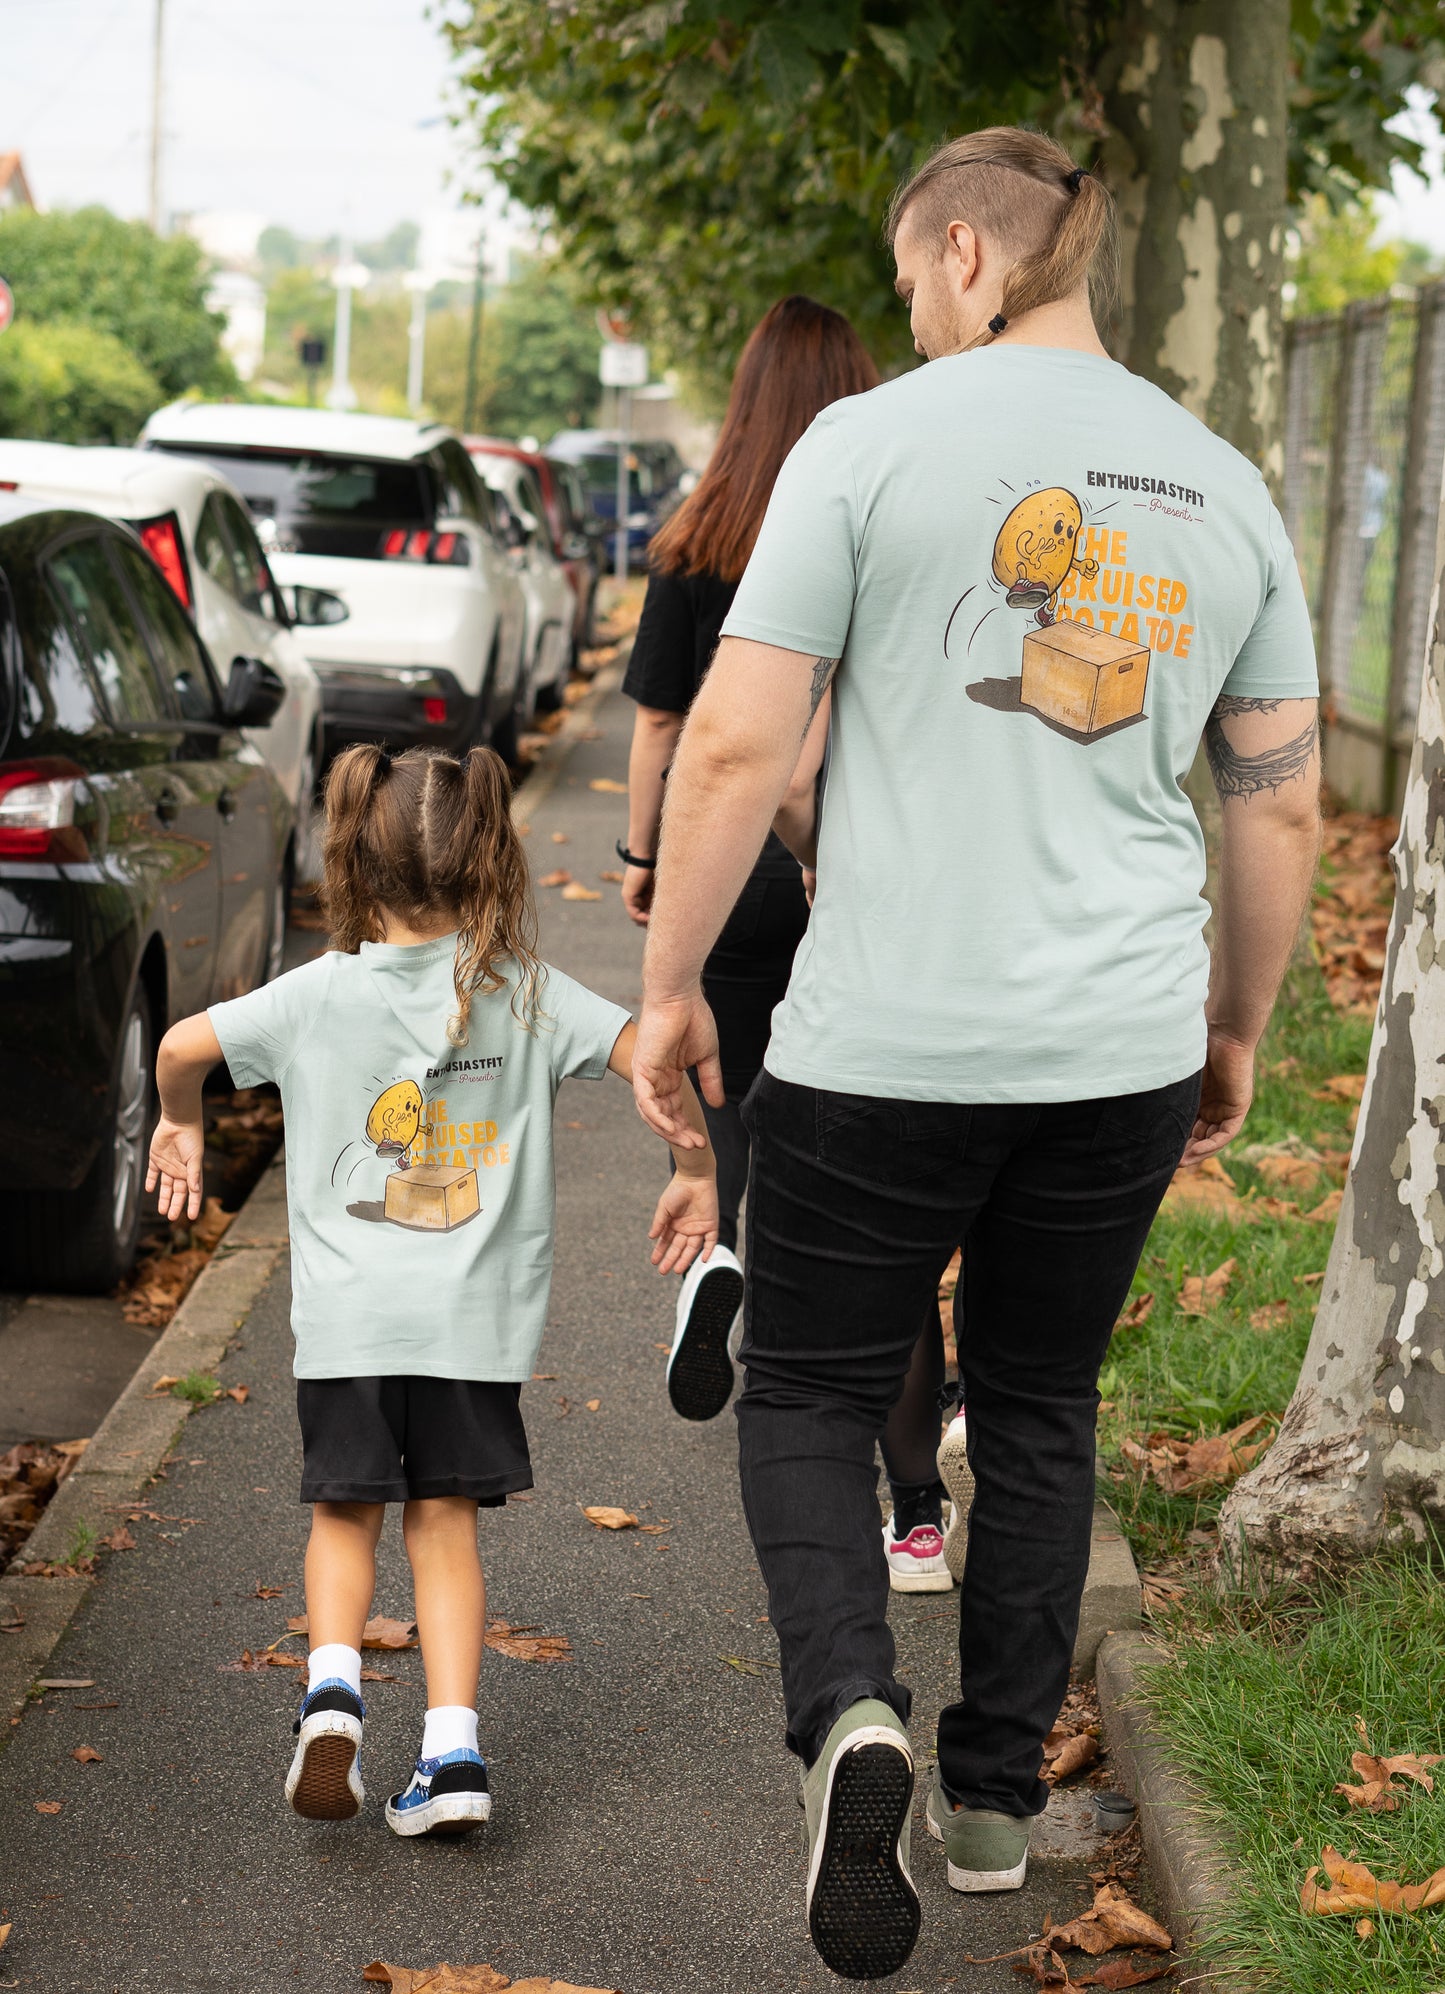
left=616, top=840, right=656, bottom=870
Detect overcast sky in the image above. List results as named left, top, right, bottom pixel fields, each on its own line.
left=0, top=0, right=481, bottom=238
left=2, top=1, right=1443, bottom=251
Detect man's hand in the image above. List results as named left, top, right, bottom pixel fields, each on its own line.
left=632, top=991, right=723, bottom=1143
left=648, top=1169, right=719, bottom=1274
left=147, top=1114, right=207, bottom=1222
left=1180, top=1029, right=1255, bottom=1165
left=620, top=863, right=655, bottom=927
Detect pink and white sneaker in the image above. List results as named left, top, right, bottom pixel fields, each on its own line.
left=882, top=1515, right=953, bottom=1593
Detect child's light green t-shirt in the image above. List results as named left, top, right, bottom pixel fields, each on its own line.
left=209, top=941, right=630, bottom=1381
left=722, top=345, right=1320, bottom=1104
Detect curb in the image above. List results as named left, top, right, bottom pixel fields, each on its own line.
left=1097, top=1630, right=1240, bottom=1988
left=0, top=1157, right=288, bottom=1729
left=1075, top=1499, right=1142, bottom=1675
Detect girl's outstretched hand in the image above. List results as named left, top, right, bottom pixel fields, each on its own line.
left=147, top=1115, right=206, bottom=1222
left=648, top=1170, right=719, bottom=1275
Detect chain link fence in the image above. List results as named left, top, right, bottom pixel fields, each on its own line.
left=1282, top=282, right=1445, bottom=811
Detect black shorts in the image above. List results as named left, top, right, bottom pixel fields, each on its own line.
left=296, top=1376, right=534, bottom=1505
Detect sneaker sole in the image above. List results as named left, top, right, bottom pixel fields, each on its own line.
left=667, top=1265, right=744, bottom=1421
left=289, top=1731, right=362, bottom=1821
left=385, top=1790, right=492, bottom=1838
left=937, top=1427, right=975, bottom=1584
left=807, top=1735, right=920, bottom=1980
left=886, top=1561, right=954, bottom=1593
left=926, top=1808, right=1029, bottom=1892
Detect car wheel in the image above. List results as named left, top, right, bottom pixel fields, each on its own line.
left=489, top=694, right=523, bottom=768
left=0, top=987, right=155, bottom=1293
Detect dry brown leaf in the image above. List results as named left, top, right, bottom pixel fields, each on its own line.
left=598, top=869, right=624, bottom=883
left=537, top=869, right=572, bottom=888
left=585, top=1398, right=601, bottom=1412
left=0, top=1922, right=10, bottom=1950
left=100, top=1524, right=135, bottom=1551
left=253, top=1584, right=285, bottom=1599
left=1043, top=1732, right=1101, bottom=1783
left=1048, top=1882, right=1172, bottom=1955
left=286, top=1613, right=418, bottom=1650
left=1176, top=1259, right=1235, bottom=1316
left=1162, top=1155, right=1241, bottom=1214
left=1306, top=1189, right=1345, bottom=1224
left=362, top=1965, right=618, bottom=1994
left=1255, top=1153, right=1324, bottom=1190
left=582, top=1505, right=638, bottom=1530
left=225, top=1385, right=250, bottom=1405
left=1249, top=1302, right=1291, bottom=1333
left=550, top=832, right=569, bottom=844
left=223, top=1648, right=306, bottom=1672
left=34, top=1800, right=61, bottom=1814
left=1314, top=1074, right=1368, bottom=1102
left=588, top=777, right=627, bottom=793
left=1356, top=1917, right=1375, bottom=1938
left=1302, top=1844, right=1445, bottom=1915
left=1118, top=1294, right=1154, bottom=1330
left=71, top=1745, right=102, bottom=1763
left=1076, top=1961, right=1177, bottom=1988
left=1336, top=1719, right=1443, bottom=1810
left=484, top=1619, right=572, bottom=1663
left=1121, top=1415, right=1273, bottom=1495
left=560, top=883, right=602, bottom=901
left=150, top=1375, right=182, bottom=1393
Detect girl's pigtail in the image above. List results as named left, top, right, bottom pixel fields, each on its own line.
left=321, top=744, right=392, bottom=951
left=443, top=747, right=542, bottom=1043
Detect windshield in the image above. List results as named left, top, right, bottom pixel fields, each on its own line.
left=571, top=452, right=652, bottom=506
left=150, top=444, right=436, bottom=559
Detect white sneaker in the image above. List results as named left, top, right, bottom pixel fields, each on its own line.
left=882, top=1515, right=953, bottom=1592
left=938, top=1408, right=975, bottom=1584
left=667, top=1244, right=744, bottom=1421
left=285, top=1679, right=364, bottom=1821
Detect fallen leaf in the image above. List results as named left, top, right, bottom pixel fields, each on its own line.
left=360, top=1668, right=397, bottom=1683
left=1356, top=1917, right=1375, bottom=1938
left=1295, top=1270, right=1326, bottom=1286
left=286, top=1613, right=418, bottom=1650
left=1255, top=1153, right=1326, bottom=1190
left=1302, top=1844, right=1445, bottom=1916
left=1176, top=1259, right=1236, bottom=1316
left=35, top=1679, right=92, bottom=1689
left=639, top=1523, right=670, bottom=1534
left=223, top=1648, right=306, bottom=1672
left=0, top=1922, right=9, bottom=1950
left=1314, top=1074, right=1367, bottom=1102
left=1306, top=1189, right=1345, bottom=1223
left=1336, top=1719, right=1443, bottom=1810
left=1121, top=1415, right=1273, bottom=1495
left=361, top=1964, right=618, bottom=1993
left=550, top=831, right=570, bottom=844
left=100, top=1524, right=136, bottom=1551
left=225, top=1385, right=250, bottom=1404
left=599, top=869, right=624, bottom=883
left=485, top=1619, right=572, bottom=1663
left=1043, top=1732, right=1101, bottom=1783
left=1249, top=1302, right=1291, bottom=1332
left=537, top=869, right=572, bottom=888
left=588, top=777, right=628, bottom=793
left=150, top=1375, right=181, bottom=1393
left=1076, top=1961, right=1177, bottom=1988
left=585, top=1398, right=601, bottom=1412
left=35, top=1800, right=61, bottom=1814
left=560, top=883, right=602, bottom=901
left=1048, top=1882, right=1172, bottom=1955
left=1118, top=1294, right=1154, bottom=1330
left=582, top=1506, right=638, bottom=1530
left=71, top=1745, right=102, bottom=1763
left=253, top=1584, right=285, bottom=1599
left=1162, top=1155, right=1241, bottom=1214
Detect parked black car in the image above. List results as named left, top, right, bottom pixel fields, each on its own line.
left=0, top=498, right=293, bottom=1291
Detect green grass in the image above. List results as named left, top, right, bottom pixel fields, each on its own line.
left=1100, top=963, right=1374, bottom=1569
left=1140, top=1557, right=1445, bottom=1994
left=170, top=1371, right=222, bottom=1406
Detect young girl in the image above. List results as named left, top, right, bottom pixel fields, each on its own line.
left=146, top=743, right=717, bottom=1838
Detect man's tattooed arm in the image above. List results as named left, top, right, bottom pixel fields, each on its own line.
left=800, top=655, right=839, bottom=739
left=1204, top=694, right=1319, bottom=802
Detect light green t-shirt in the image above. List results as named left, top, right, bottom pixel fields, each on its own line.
left=721, top=346, right=1319, bottom=1104
left=209, top=942, right=630, bottom=1381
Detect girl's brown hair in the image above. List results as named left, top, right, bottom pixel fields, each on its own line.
left=321, top=743, right=540, bottom=1045
left=885, top=127, right=1119, bottom=346
left=648, top=295, right=880, bottom=582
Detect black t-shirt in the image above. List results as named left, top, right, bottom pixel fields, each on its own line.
left=624, top=565, right=799, bottom=877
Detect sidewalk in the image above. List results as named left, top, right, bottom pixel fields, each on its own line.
left=0, top=691, right=1145, bottom=1992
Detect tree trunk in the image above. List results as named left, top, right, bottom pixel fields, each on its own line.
left=1220, top=472, right=1445, bottom=1564
left=1096, top=0, right=1289, bottom=488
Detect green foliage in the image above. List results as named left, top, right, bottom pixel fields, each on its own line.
left=171, top=1371, right=221, bottom=1405
left=448, top=0, right=1445, bottom=396
left=1288, top=192, right=1441, bottom=316
left=0, top=319, right=163, bottom=443
left=482, top=267, right=604, bottom=439
left=65, top=1521, right=99, bottom=1567
left=0, top=206, right=234, bottom=399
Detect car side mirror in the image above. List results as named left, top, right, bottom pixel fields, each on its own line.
left=282, top=584, right=349, bottom=626
left=223, top=656, right=287, bottom=729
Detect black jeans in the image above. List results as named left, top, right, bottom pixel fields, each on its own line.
left=698, top=860, right=810, bottom=1253
left=736, top=1067, right=1200, bottom=1817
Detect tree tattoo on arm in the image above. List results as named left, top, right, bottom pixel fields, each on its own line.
left=1204, top=694, right=1319, bottom=802
left=803, top=655, right=839, bottom=737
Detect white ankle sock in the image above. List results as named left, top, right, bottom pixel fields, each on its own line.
left=422, top=1705, right=479, bottom=1760
left=307, top=1643, right=362, bottom=1697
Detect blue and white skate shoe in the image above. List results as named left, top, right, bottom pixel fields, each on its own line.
left=385, top=1749, right=492, bottom=1838
left=285, top=1678, right=365, bottom=1821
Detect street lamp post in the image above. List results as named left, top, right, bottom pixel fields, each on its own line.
left=404, top=271, right=431, bottom=416
left=598, top=339, right=648, bottom=583
left=327, top=249, right=370, bottom=412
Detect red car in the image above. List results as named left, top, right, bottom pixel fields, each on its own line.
left=463, top=439, right=601, bottom=650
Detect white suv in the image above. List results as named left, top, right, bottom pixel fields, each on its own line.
left=0, top=440, right=321, bottom=849
left=141, top=405, right=528, bottom=761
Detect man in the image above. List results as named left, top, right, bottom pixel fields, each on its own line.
left=634, top=126, right=1320, bottom=1980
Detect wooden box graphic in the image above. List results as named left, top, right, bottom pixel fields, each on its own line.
left=1020, top=621, right=1149, bottom=735
left=384, top=1164, right=480, bottom=1232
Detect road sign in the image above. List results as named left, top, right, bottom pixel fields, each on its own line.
left=0, top=279, right=13, bottom=336
left=599, top=342, right=647, bottom=389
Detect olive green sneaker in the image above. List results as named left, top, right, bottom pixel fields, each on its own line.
left=926, top=1766, right=1031, bottom=1891
left=801, top=1699, right=920, bottom=1980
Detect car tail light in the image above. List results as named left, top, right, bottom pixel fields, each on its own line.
left=405, top=530, right=430, bottom=560
left=432, top=532, right=458, bottom=563
left=380, top=528, right=407, bottom=558
left=378, top=529, right=470, bottom=567
left=0, top=758, right=91, bottom=860
left=136, top=513, right=193, bottom=609
left=422, top=696, right=447, bottom=726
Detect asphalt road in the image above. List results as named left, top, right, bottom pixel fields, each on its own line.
left=0, top=693, right=1132, bottom=1992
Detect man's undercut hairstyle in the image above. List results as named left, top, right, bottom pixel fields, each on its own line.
left=886, top=126, right=1119, bottom=346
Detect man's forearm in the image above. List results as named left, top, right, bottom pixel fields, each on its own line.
left=1208, top=806, right=1320, bottom=1044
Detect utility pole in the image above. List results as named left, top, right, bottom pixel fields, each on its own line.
left=327, top=246, right=368, bottom=411
left=462, top=228, right=486, bottom=435
left=148, top=0, right=166, bottom=233
left=404, top=269, right=431, bottom=417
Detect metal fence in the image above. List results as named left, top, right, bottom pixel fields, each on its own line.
left=1282, top=284, right=1445, bottom=811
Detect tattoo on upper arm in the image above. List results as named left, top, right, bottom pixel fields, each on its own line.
left=1204, top=695, right=1319, bottom=801
left=804, top=656, right=839, bottom=734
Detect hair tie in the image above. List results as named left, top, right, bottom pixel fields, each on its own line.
left=376, top=748, right=392, bottom=774
left=988, top=313, right=1008, bottom=336
left=1066, top=167, right=1088, bottom=193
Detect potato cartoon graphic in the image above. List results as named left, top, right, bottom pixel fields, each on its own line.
left=365, top=1079, right=423, bottom=1166
left=991, top=488, right=1097, bottom=618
